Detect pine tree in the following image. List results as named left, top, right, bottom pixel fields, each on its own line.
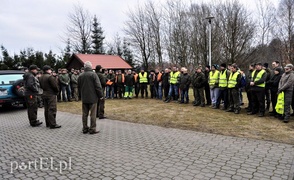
left=122, top=39, right=134, bottom=67
left=91, top=15, right=105, bottom=54
left=64, top=38, right=71, bottom=63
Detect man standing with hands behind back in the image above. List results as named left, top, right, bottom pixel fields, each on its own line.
left=78, top=61, right=103, bottom=134
left=39, top=65, right=61, bottom=129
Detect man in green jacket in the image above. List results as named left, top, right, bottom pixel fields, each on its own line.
left=95, top=65, right=106, bottom=119
left=78, top=62, right=103, bottom=134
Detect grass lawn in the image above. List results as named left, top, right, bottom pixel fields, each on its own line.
left=57, top=91, right=294, bottom=145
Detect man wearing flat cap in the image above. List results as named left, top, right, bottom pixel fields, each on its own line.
left=277, top=64, right=294, bottom=123
left=23, top=65, right=43, bottom=127
left=39, top=65, right=61, bottom=129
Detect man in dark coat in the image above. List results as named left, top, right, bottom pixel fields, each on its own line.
left=267, top=67, right=282, bottom=117
left=39, top=65, right=61, bottom=129
left=124, top=70, right=135, bottom=99
left=162, top=68, right=170, bottom=101
left=95, top=65, right=106, bottom=119
left=78, top=61, right=103, bottom=134
left=23, top=65, right=42, bottom=127
left=179, top=68, right=191, bottom=104
left=192, top=66, right=206, bottom=107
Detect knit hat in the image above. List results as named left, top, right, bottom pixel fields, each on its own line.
left=212, top=64, right=219, bottom=69
left=205, top=65, right=210, bottom=69
left=220, top=63, right=226, bottom=68
left=263, top=63, right=269, bottom=68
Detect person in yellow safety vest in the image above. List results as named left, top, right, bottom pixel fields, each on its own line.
left=209, top=64, right=220, bottom=108
left=138, top=68, right=148, bottom=98
left=226, top=64, right=242, bottom=114
left=277, top=64, right=294, bottom=123
left=247, top=62, right=267, bottom=117
left=124, top=70, right=135, bottom=99
left=164, top=66, right=180, bottom=103
left=215, top=63, right=230, bottom=110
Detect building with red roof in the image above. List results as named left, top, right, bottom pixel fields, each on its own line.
left=67, top=54, right=132, bottom=70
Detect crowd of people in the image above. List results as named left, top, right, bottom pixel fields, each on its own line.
left=22, top=60, right=294, bottom=133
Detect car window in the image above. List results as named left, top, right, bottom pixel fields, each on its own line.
left=0, top=74, right=23, bottom=85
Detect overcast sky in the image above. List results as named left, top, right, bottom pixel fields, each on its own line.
left=0, top=0, right=279, bottom=56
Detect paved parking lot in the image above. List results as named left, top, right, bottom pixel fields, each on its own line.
left=1, top=108, right=294, bottom=180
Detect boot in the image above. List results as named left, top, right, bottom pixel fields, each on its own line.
left=164, top=96, right=171, bottom=103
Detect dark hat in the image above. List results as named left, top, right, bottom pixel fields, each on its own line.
left=275, top=67, right=283, bottom=74
left=43, top=65, right=52, bottom=71
left=212, top=64, right=219, bottom=69
left=95, top=65, right=102, bottom=72
left=255, top=62, right=262, bottom=66
left=29, top=65, right=38, bottom=71
left=263, top=63, right=269, bottom=68
left=220, top=63, right=226, bottom=68
left=205, top=65, right=210, bottom=69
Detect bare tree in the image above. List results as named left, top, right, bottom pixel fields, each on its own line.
left=66, top=4, right=92, bottom=54
left=125, top=5, right=153, bottom=69
left=145, top=1, right=163, bottom=67
left=215, top=1, right=255, bottom=65
left=275, top=0, right=294, bottom=64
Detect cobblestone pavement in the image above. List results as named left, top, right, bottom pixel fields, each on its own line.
left=1, top=108, right=294, bottom=180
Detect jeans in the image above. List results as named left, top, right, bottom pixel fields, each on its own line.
left=168, top=84, right=179, bottom=97
left=61, top=84, right=71, bottom=101
left=180, top=89, right=189, bottom=102
left=106, top=86, right=114, bottom=98
left=210, top=88, right=220, bottom=105
left=157, top=85, right=162, bottom=99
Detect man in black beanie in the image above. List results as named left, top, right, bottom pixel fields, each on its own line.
left=95, top=65, right=106, bottom=119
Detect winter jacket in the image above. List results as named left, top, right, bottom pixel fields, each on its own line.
left=278, top=71, right=294, bottom=93
left=39, top=73, right=59, bottom=96
left=179, top=73, right=191, bottom=90
left=78, top=67, right=103, bottom=104
left=96, top=72, right=106, bottom=88
left=23, top=72, right=41, bottom=96
left=191, top=72, right=206, bottom=88
left=267, top=73, right=282, bottom=93
left=124, top=74, right=135, bottom=86
left=71, top=74, right=79, bottom=88
left=162, top=72, right=170, bottom=87
left=59, top=73, right=70, bottom=86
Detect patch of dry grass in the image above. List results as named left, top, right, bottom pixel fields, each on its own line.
left=58, top=93, right=294, bottom=145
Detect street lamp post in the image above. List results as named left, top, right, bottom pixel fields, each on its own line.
left=206, top=16, right=214, bottom=67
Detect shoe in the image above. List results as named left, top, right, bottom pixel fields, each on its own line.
left=247, top=112, right=256, bottom=115
left=234, top=110, right=240, bottom=114
left=226, top=109, right=234, bottom=112
left=212, top=106, right=219, bottom=109
left=89, top=130, right=100, bottom=134
left=193, top=103, right=200, bottom=106
left=258, top=113, right=264, bottom=117
left=221, top=107, right=227, bottom=110
left=283, top=118, right=289, bottom=123
left=82, top=129, right=89, bottom=134
left=179, top=101, right=184, bottom=104
left=99, top=116, right=107, bottom=119
left=200, top=104, right=205, bottom=107
left=31, top=121, right=43, bottom=127
left=50, top=124, right=61, bottom=129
